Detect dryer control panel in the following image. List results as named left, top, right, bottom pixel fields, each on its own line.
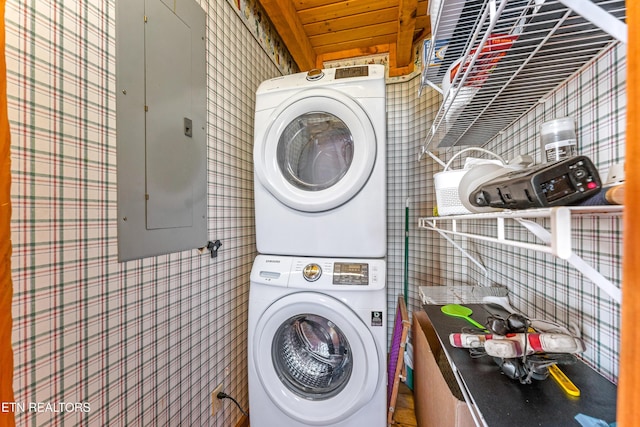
left=335, top=66, right=369, bottom=79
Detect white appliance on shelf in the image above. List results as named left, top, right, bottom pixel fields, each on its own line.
left=253, top=64, right=386, bottom=258
left=248, top=254, right=387, bottom=427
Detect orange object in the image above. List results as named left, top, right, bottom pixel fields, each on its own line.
left=620, top=3, right=640, bottom=425
left=450, top=34, right=518, bottom=87
left=0, top=0, right=17, bottom=425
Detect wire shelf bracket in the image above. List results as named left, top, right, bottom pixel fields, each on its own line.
left=417, top=206, right=623, bottom=303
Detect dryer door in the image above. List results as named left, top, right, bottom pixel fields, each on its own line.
left=254, top=88, right=377, bottom=212
left=252, top=292, right=381, bottom=425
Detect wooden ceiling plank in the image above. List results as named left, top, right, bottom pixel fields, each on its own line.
left=298, top=0, right=400, bottom=25
left=396, top=0, right=418, bottom=67
left=304, top=7, right=398, bottom=36
left=257, top=0, right=317, bottom=71
left=294, top=0, right=345, bottom=11
left=259, top=0, right=430, bottom=76
left=309, top=22, right=397, bottom=48
left=314, top=34, right=397, bottom=55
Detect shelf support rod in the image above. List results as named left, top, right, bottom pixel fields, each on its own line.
left=557, top=0, right=627, bottom=44
left=566, top=253, right=622, bottom=304
left=429, top=222, right=490, bottom=280
left=515, top=215, right=621, bottom=304
left=420, top=207, right=623, bottom=303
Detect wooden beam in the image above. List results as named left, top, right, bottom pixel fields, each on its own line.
left=619, top=3, right=639, bottom=426
left=413, top=23, right=431, bottom=44
left=316, top=43, right=391, bottom=68
left=0, top=0, right=16, bottom=425
left=389, top=41, right=414, bottom=77
left=396, top=0, right=418, bottom=67
left=388, top=63, right=414, bottom=77
left=314, top=34, right=396, bottom=55
left=257, top=0, right=317, bottom=71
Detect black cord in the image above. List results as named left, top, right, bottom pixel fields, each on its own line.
left=217, top=392, right=249, bottom=417
left=520, top=317, right=531, bottom=383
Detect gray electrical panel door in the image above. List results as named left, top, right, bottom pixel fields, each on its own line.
left=116, top=0, right=207, bottom=262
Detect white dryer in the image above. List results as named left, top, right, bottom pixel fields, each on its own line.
left=248, top=254, right=387, bottom=427
left=253, top=65, right=386, bottom=258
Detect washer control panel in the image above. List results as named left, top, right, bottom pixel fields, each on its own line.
left=294, top=257, right=384, bottom=290
left=333, top=262, right=368, bottom=285
left=251, top=255, right=385, bottom=290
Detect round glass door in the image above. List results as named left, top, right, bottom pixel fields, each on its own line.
left=273, top=314, right=352, bottom=400
left=252, top=292, right=380, bottom=425
left=254, top=88, right=377, bottom=212
left=277, top=113, right=354, bottom=192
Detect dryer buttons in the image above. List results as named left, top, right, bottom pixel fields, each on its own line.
left=302, top=263, right=322, bottom=282
left=305, top=69, right=325, bottom=81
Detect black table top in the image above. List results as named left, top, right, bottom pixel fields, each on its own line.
left=422, top=304, right=617, bottom=427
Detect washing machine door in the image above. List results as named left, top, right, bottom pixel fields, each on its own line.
left=253, top=292, right=381, bottom=425
left=254, top=88, right=377, bottom=212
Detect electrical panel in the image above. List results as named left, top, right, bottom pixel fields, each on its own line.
left=116, top=0, right=207, bottom=261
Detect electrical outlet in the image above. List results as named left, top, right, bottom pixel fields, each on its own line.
left=211, top=383, right=224, bottom=417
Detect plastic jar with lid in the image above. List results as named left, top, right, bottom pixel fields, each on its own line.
left=540, top=117, right=577, bottom=162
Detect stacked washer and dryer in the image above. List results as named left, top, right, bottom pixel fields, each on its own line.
left=248, top=64, right=388, bottom=427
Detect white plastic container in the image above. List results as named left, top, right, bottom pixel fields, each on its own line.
left=540, top=117, right=577, bottom=162
left=433, top=148, right=505, bottom=216
left=434, top=169, right=472, bottom=216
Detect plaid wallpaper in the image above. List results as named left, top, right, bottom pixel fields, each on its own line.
left=6, top=0, right=280, bottom=425
left=385, top=42, right=625, bottom=383
left=5, top=0, right=624, bottom=425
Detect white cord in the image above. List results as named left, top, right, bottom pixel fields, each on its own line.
left=443, top=147, right=506, bottom=171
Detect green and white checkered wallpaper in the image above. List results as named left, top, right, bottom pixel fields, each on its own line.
left=386, top=43, right=625, bottom=383
left=6, top=0, right=624, bottom=424
left=6, top=0, right=281, bottom=425
left=478, top=44, right=625, bottom=382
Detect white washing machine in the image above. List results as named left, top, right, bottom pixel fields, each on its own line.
left=248, top=254, right=387, bottom=427
left=253, top=65, right=386, bottom=258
